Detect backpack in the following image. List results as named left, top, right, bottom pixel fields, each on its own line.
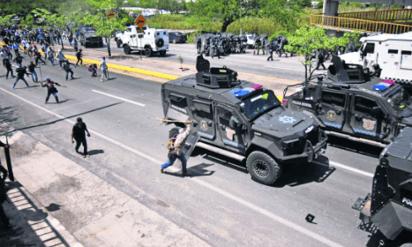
left=167, top=137, right=176, bottom=151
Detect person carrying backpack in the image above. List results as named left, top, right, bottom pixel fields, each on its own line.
left=12, top=53, right=24, bottom=67
left=160, top=121, right=193, bottom=176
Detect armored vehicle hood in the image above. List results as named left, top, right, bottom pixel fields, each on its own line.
left=252, top=107, right=317, bottom=138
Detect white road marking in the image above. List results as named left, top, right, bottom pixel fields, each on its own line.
left=266, top=66, right=300, bottom=71
left=0, top=87, right=345, bottom=247
left=329, top=161, right=374, bottom=178
left=91, top=90, right=145, bottom=107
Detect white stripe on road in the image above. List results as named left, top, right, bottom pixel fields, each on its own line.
left=0, top=87, right=344, bottom=247
left=329, top=161, right=374, bottom=178
left=91, top=90, right=145, bottom=107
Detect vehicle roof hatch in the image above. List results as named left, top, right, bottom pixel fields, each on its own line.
left=195, top=55, right=239, bottom=89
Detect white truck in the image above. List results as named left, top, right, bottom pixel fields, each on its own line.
left=339, top=32, right=412, bottom=84
left=115, top=25, right=169, bottom=57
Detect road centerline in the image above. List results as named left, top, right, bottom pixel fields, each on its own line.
left=92, top=90, right=145, bottom=107
left=0, top=87, right=345, bottom=247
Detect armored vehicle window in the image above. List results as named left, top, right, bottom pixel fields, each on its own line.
left=388, top=49, right=398, bottom=54
left=169, top=94, right=187, bottom=108
left=402, top=51, right=412, bottom=55
left=364, top=43, right=375, bottom=54
left=321, top=91, right=345, bottom=107
left=240, top=91, right=280, bottom=120
left=193, top=101, right=213, bottom=119
left=387, top=87, right=412, bottom=116
left=354, top=96, right=380, bottom=115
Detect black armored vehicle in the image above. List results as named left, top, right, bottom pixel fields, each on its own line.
left=161, top=55, right=328, bottom=185
left=353, top=127, right=412, bottom=246
left=285, top=56, right=412, bottom=147
left=79, top=26, right=103, bottom=48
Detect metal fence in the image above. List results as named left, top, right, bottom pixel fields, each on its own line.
left=310, top=14, right=412, bottom=34
left=339, top=9, right=412, bottom=22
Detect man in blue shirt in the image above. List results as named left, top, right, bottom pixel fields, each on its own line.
left=100, top=57, right=109, bottom=81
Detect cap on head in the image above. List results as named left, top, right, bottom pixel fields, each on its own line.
left=77, top=117, right=82, bottom=123
left=46, top=77, right=50, bottom=81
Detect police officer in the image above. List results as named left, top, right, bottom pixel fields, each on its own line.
left=316, top=49, right=326, bottom=70
left=71, top=117, right=91, bottom=156
left=0, top=141, right=11, bottom=229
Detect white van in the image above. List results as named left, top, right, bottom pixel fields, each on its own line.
left=340, top=32, right=412, bottom=83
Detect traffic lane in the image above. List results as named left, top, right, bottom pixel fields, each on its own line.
left=0, top=65, right=374, bottom=245
left=0, top=89, right=340, bottom=247
left=86, top=39, right=326, bottom=81
left=0, top=92, right=368, bottom=247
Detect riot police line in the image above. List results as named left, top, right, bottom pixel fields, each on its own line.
left=196, top=32, right=292, bottom=58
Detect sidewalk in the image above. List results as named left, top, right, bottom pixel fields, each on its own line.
left=0, top=131, right=210, bottom=247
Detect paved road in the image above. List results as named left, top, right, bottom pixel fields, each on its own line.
left=0, top=59, right=387, bottom=246
left=70, top=39, right=328, bottom=82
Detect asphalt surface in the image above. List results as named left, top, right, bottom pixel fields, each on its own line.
left=0, top=54, right=389, bottom=247
left=72, top=38, right=325, bottom=81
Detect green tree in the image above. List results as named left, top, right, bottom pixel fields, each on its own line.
left=0, top=0, right=60, bottom=16
left=284, top=26, right=355, bottom=82
left=0, top=15, right=14, bottom=27
left=80, top=0, right=129, bottom=57
left=33, top=8, right=71, bottom=49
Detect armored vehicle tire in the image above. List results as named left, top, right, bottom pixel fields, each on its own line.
left=124, top=45, right=131, bottom=54
left=145, top=47, right=152, bottom=57
left=169, top=127, right=181, bottom=139
left=247, top=151, right=282, bottom=185
left=160, top=51, right=166, bottom=56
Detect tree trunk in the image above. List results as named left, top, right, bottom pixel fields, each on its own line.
left=106, top=37, right=111, bottom=57
left=304, top=65, right=308, bottom=82
left=221, top=18, right=234, bottom=33
left=60, top=37, right=64, bottom=50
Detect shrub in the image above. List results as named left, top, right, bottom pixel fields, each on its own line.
left=269, top=30, right=291, bottom=40
left=226, top=17, right=284, bottom=36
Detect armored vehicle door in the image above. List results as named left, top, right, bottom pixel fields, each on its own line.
left=137, top=33, right=144, bottom=48
left=216, top=105, right=248, bottom=154
left=317, top=89, right=347, bottom=130
left=192, top=100, right=216, bottom=141
left=349, top=94, right=386, bottom=141
left=129, top=34, right=138, bottom=47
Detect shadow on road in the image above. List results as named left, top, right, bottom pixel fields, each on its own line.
left=2, top=102, right=122, bottom=135
left=273, top=155, right=335, bottom=188
left=88, top=149, right=104, bottom=156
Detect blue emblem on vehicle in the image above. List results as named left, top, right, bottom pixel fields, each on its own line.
left=278, top=116, right=296, bottom=124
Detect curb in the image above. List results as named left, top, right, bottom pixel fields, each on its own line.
left=0, top=41, right=179, bottom=81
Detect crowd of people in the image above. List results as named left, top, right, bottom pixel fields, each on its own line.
left=1, top=26, right=109, bottom=94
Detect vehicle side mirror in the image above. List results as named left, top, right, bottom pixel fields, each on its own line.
left=371, top=106, right=382, bottom=118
